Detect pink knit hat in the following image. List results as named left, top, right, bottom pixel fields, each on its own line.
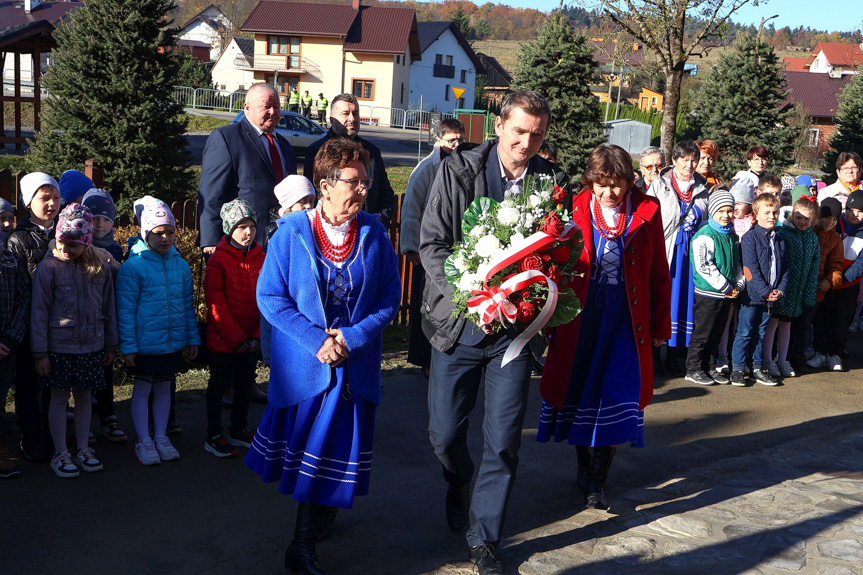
left=274, top=175, right=316, bottom=213
left=139, top=199, right=176, bottom=241
left=56, top=203, right=93, bottom=246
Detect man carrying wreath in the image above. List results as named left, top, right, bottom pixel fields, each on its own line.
left=420, top=91, right=570, bottom=575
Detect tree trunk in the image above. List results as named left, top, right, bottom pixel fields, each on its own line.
left=660, top=66, right=685, bottom=160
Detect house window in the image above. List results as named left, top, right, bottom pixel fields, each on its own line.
left=401, top=82, right=405, bottom=105
left=396, top=55, right=400, bottom=65
left=268, top=35, right=301, bottom=68
left=352, top=79, right=374, bottom=100
left=445, top=84, right=450, bottom=101
left=807, top=128, right=821, bottom=148
left=266, top=74, right=287, bottom=95
left=460, top=70, right=466, bottom=83
left=446, top=55, right=453, bottom=66
left=435, top=54, right=442, bottom=65
left=457, top=97, right=465, bottom=108
left=651, top=96, right=657, bottom=105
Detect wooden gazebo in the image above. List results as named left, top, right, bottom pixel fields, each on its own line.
left=0, top=0, right=82, bottom=149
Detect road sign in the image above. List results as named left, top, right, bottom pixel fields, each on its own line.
left=452, top=87, right=465, bottom=101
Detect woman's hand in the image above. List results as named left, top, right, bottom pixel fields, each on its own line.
left=124, top=354, right=136, bottom=367
left=325, top=330, right=349, bottom=367
left=35, top=357, right=50, bottom=377
left=316, top=336, right=347, bottom=366
left=188, top=346, right=199, bottom=360
left=103, top=351, right=115, bottom=366
left=818, top=279, right=832, bottom=292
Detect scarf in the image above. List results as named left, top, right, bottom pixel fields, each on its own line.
left=708, top=217, right=733, bottom=235
left=91, top=228, right=116, bottom=250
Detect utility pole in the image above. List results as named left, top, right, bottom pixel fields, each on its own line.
left=604, top=59, right=615, bottom=123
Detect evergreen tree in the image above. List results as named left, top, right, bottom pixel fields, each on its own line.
left=823, top=73, right=863, bottom=183
left=27, top=0, right=192, bottom=214
left=512, top=10, right=604, bottom=180
left=690, top=34, right=801, bottom=180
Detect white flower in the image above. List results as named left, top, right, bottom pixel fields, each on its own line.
left=474, top=234, right=501, bottom=258
left=470, top=225, right=485, bottom=238
left=497, top=207, right=520, bottom=226
left=525, top=213, right=535, bottom=227
left=476, top=260, right=493, bottom=279
left=509, top=232, right=525, bottom=247
left=529, top=195, right=542, bottom=208
left=501, top=199, right=515, bottom=208
left=453, top=254, right=469, bottom=272
left=458, top=272, right=481, bottom=293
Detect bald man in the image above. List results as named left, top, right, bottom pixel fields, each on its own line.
left=198, top=83, right=297, bottom=250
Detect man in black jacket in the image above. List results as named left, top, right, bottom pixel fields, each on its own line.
left=303, top=93, right=395, bottom=230
left=420, top=91, right=570, bottom=575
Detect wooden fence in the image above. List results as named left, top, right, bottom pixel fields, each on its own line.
left=0, top=164, right=418, bottom=326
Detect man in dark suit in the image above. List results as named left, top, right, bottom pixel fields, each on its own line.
left=198, top=83, right=297, bottom=251
left=420, top=91, right=570, bottom=575
left=303, top=93, right=394, bottom=229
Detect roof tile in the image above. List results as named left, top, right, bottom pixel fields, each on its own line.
left=241, top=1, right=358, bottom=36
left=783, top=70, right=852, bottom=119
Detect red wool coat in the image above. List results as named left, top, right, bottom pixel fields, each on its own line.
left=540, top=188, right=672, bottom=411
left=204, top=236, right=265, bottom=353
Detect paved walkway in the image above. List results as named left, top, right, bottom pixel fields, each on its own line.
left=5, top=350, right=863, bottom=574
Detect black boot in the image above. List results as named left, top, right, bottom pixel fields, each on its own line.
left=285, top=503, right=328, bottom=575
left=585, top=446, right=616, bottom=510
left=315, top=506, right=339, bottom=542
left=575, top=446, right=592, bottom=493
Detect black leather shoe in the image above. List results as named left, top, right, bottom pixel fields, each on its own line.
left=446, top=482, right=470, bottom=531
left=469, top=544, right=506, bottom=575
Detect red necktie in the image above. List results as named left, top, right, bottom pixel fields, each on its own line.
left=266, top=134, right=284, bottom=182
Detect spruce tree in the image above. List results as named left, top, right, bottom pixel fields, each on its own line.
left=511, top=9, right=604, bottom=181
left=27, top=0, right=192, bottom=214
left=823, top=73, right=863, bottom=183
left=690, top=34, right=801, bottom=180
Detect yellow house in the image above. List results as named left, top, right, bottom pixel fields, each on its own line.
left=239, top=0, right=420, bottom=122
left=638, top=88, right=663, bottom=113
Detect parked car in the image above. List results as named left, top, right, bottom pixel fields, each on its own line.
left=230, top=111, right=325, bottom=155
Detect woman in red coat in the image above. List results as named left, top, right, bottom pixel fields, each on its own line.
left=537, top=144, right=672, bottom=510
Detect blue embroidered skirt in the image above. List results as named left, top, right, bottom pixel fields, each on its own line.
left=245, top=367, right=375, bottom=509
left=537, top=278, right=644, bottom=448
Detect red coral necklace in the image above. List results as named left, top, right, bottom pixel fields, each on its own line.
left=671, top=172, right=693, bottom=203
left=313, top=210, right=357, bottom=262
left=593, top=197, right=627, bottom=240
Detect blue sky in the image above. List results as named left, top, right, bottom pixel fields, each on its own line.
left=489, top=0, right=859, bottom=33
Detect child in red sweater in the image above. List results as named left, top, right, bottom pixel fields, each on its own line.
left=203, top=199, right=265, bottom=457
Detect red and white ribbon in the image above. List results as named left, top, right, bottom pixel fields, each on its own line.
left=464, top=221, right=579, bottom=366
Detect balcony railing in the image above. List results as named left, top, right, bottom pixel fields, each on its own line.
left=433, top=63, right=455, bottom=79
left=236, top=54, right=321, bottom=77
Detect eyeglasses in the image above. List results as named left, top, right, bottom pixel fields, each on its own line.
left=839, top=166, right=860, bottom=173
left=642, top=164, right=663, bottom=171
left=442, top=136, right=466, bottom=145
left=332, top=177, right=372, bottom=191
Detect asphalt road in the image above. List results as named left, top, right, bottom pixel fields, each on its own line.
left=5, top=335, right=863, bottom=574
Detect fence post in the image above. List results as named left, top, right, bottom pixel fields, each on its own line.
left=192, top=88, right=198, bottom=109
left=85, top=159, right=104, bottom=187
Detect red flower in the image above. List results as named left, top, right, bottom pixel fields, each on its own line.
left=521, top=290, right=531, bottom=300
left=541, top=212, right=565, bottom=237
left=550, top=245, right=571, bottom=263
left=517, top=300, right=536, bottom=323
left=547, top=265, right=561, bottom=284
left=541, top=254, right=551, bottom=263
left=552, top=185, right=566, bottom=204
left=518, top=254, right=543, bottom=272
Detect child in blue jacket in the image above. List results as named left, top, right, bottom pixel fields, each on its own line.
left=730, top=193, right=790, bottom=386
left=116, top=199, right=200, bottom=466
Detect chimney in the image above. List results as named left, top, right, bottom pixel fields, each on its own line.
left=24, top=0, right=41, bottom=13
left=352, top=0, right=361, bottom=10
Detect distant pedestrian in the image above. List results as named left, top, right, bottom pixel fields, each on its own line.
left=301, top=90, right=312, bottom=118
left=316, top=93, right=328, bottom=126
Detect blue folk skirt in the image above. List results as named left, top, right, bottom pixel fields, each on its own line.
left=669, top=232, right=696, bottom=348
left=245, top=367, right=375, bottom=509
left=537, top=279, right=644, bottom=448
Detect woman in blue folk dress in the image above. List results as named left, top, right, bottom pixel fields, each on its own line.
left=538, top=145, right=671, bottom=511
left=646, top=140, right=709, bottom=374
left=246, top=139, right=401, bottom=575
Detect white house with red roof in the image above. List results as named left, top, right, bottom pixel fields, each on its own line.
left=230, top=0, right=420, bottom=122
left=804, top=42, right=862, bottom=76
left=410, top=21, right=483, bottom=113
left=178, top=4, right=233, bottom=61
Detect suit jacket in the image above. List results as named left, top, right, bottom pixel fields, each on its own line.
left=303, top=129, right=395, bottom=229
left=197, top=116, right=297, bottom=247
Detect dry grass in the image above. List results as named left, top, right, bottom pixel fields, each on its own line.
left=471, top=40, right=522, bottom=71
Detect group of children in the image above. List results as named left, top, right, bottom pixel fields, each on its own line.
left=684, top=159, right=863, bottom=387
left=0, top=168, right=318, bottom=479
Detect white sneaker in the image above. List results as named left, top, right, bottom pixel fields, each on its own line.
left=715, top=361, right=729, bottom=375
left=806, top=352, right=826, bottom=369
left=828, top=355, right=843, bottom=372
left=51, top=451, right=79, bottom=479
left=154, top=435, right=180, bottom=461
left=804, top=347, right=816, bottom=361
left=74, top=447, right=103, bottom=473
left=135, top=439, right=161, bottom=466
left=778, top=361, right=796, bottom=378
left=765, top=361, right=781, bottom=377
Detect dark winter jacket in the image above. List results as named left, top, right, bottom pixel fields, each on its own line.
left=0, top=238, right=30, bottom=350
left=740, top=223, right=790, bottom=306
left=774, top=223, right=819, bottom=318
left=419, top=139, right=571, bottom=352
left=303, top=129, right=395, bottom=229
left=7, top=217, right=53, bottom=278
left=204, top=236, right=265, bottom=353
left=263, top=206, right=281, bottom=253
